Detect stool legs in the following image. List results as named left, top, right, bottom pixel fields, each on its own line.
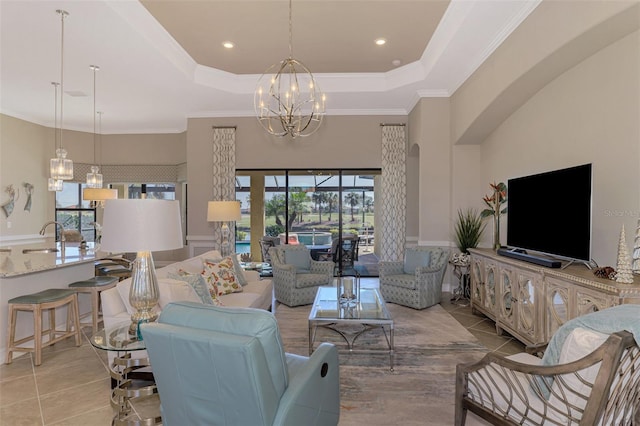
left=6, top=293, right=82, bottom=366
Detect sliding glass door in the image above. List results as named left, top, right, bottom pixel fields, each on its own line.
left=236, top=169, right=379, bottom=276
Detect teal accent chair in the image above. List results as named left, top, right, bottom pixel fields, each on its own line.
left=269, top=245, right=335, bottom=307
left=379, top=246, right=449, bottom=309
left=140, top=302, right=340, bottom=426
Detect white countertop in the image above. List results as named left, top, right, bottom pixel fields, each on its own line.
left=0, top=242, right=107, bottom=278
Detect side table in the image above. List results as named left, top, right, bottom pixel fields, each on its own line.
left=90, top=322, right=160, bottom=425
left=449, top=260, right=471, bottom=305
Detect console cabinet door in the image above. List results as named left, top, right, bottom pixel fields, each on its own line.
left=498, top=266, right=515, bottom=330
left=470, top=257, right=485, bottom=313
left=576, top=287, right=617, bottom=316
left=545, top=278, right=572, bottom=341
left=516, top=271, right=541, bottom=344
left=484, top=261, right=498, bottom=316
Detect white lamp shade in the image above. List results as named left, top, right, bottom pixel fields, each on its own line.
left=83, top=187, right=117, bottom=201
left=207, top=201, right=241, bottom=222
left=101, top=199, right=183, bottom=253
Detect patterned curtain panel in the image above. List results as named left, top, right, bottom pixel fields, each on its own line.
left=211, top=127, right=237, bottom=253
left=380, top=124, right=406, bottom=261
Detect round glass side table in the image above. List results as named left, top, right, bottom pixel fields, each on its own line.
left=91, top=322, right=160, bottom=425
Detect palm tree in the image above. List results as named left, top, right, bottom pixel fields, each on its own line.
left=311, top=192, right=328, bottom=223
left=288, top=190, right=309, bottom=229
left=325, top=192, right=338, bottom=222
left=344, top=192, right=360, bottom=222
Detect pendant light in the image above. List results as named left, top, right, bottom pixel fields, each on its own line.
left=254, top=0, right=325, bottom=138
left=47, top=82, right=63, bottom=192
left=49, top=9, right=73, bottom=180
left=83, top=112, right=117, bottom=206
left=86, top=65, right=102, bottom=188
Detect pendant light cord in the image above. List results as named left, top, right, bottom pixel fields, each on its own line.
left=288, top=0, right=293, bottom=59
left=57, top=10, right=68, bottom=151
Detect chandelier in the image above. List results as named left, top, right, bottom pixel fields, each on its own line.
left=49, top=9, right=73, bottom=181
left=86, top=65, right=103, bottom=189
left=254, top=0, right=325, bottom=138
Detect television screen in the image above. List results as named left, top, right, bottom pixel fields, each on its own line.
left=506, top=163, right=592, bottom=261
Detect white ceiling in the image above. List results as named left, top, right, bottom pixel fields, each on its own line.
left=0, top=0, right=540, bottom=135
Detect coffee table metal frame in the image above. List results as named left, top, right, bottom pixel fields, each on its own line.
left=308, top=286, right=395, bottom=371
left=90, top=322, right=160, bottom=426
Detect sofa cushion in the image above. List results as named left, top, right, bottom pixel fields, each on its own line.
left=202, top=257, right=243, bottom=296
left=404, top=250, right=431, bottom=274
left=284, top=249, right=310, bottom=271
left=168, top=271, right=220, bottom=306
left=157, top=278, right=201, bottom=309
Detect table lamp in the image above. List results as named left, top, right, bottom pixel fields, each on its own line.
left=101, top=199, right=182, bottom=337
left=207, top=200, right=241, bottom=257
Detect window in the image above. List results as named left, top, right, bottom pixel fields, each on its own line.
left=55, top=183, right=96, bottom=242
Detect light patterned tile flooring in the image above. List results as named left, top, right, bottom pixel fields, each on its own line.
left=0, top=279, right=523, bottom=425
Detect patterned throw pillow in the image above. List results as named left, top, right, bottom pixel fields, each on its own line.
left=202, top=257, right=243, bottom=296
left=205, top=255, right=248, bottom=286
left=168, top=271, right=221, bottom=306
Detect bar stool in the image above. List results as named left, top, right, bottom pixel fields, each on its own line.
left=95, top=258, right=132, bottom=281
left=6, top=289, right=82, bottom=366
left=68, top=276, right=118, bottom=333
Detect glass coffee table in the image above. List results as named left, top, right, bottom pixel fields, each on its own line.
left=91, top=322, right=160, bottom=425
left=308, top=286, right=395, bottom=370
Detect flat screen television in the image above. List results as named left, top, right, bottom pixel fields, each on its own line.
left=506, top=163, right=592, bottom=262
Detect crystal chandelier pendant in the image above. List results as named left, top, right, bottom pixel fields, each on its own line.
left=86, top=165, right=103, bottom=189
left=47, top=178, right=63, bottom=192
left=50, top=148, right=73, bottom=180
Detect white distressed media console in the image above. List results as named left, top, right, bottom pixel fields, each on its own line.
left=468, top=248, right=640, bottom=346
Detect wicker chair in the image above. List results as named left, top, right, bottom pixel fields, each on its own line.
left=455, top=306, right=640, bottom=425
left=269, top=245, right=334, bottom=307
left=379, top=246, right=449, bottom=309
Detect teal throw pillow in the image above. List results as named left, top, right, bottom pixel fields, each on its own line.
left=404, top=250, right=431, bottom=275
left=284, top=249, right=311, bottom=272
left=168, top=271, right=217, bottom=305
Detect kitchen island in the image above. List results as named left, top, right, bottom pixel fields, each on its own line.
left=0, top=242, right=108, bottom=363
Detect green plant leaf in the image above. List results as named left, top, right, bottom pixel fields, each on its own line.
left=480, top=209, right=494, bottom=218
left=454, top=208, right=485, bottom=253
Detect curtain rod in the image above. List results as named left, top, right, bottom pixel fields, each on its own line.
left=212, top=126, right=237, bottom=129
left=379, top=123, right=406, bottom=127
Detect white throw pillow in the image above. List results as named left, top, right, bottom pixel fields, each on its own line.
left=548, top=327, right=609, bottom=422
left=157, top=278, right=201, bottom=309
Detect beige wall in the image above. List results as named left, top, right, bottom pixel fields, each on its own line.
left=452, top=28, right=640, bottom=266
left=451, top=0, right=639, bottom=147
left=0, top=115, right=186, bottom=242
left=185, top=115, right=412, bottom=241
left=0, top=115, right=55, bottom=238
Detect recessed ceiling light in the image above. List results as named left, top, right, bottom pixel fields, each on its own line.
left=375, top=38, right=386, bottom=46
left=222, top=41, right=234, bottom=49
left=392, top=59, right=401, bottom=67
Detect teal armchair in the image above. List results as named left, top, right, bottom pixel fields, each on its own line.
left=379, top=246, right=449, bottom=309
left=141, top=302, right=340, bottom=426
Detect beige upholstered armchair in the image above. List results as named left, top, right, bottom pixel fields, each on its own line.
left=455, top=305, right=640, bottom=425
left=269, top=245, right=334, bottom=307
left=379, top=246, right=449, bottom=309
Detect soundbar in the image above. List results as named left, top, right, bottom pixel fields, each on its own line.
left=497, top=247, right=562, bottom=268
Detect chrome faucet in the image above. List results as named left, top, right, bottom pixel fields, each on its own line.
left=39, top=221, right=66, bottom=252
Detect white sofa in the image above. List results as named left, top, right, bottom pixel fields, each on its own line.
left=101, top=250, right=273, bottom=365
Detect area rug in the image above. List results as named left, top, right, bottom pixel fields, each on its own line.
left=275, top=302, right=489, bottom=425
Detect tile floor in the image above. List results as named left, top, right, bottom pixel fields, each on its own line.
left=0, top=281, right=524, bottom=425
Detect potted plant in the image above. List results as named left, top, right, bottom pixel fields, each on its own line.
left=481, top=182, right=508, bottom=250
left=453, top=208, right=485, bottom=263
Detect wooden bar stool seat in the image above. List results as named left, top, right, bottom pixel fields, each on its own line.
left=68, top=276, right=118, bottom=333
left=6, top=289, right=82, bottom=366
